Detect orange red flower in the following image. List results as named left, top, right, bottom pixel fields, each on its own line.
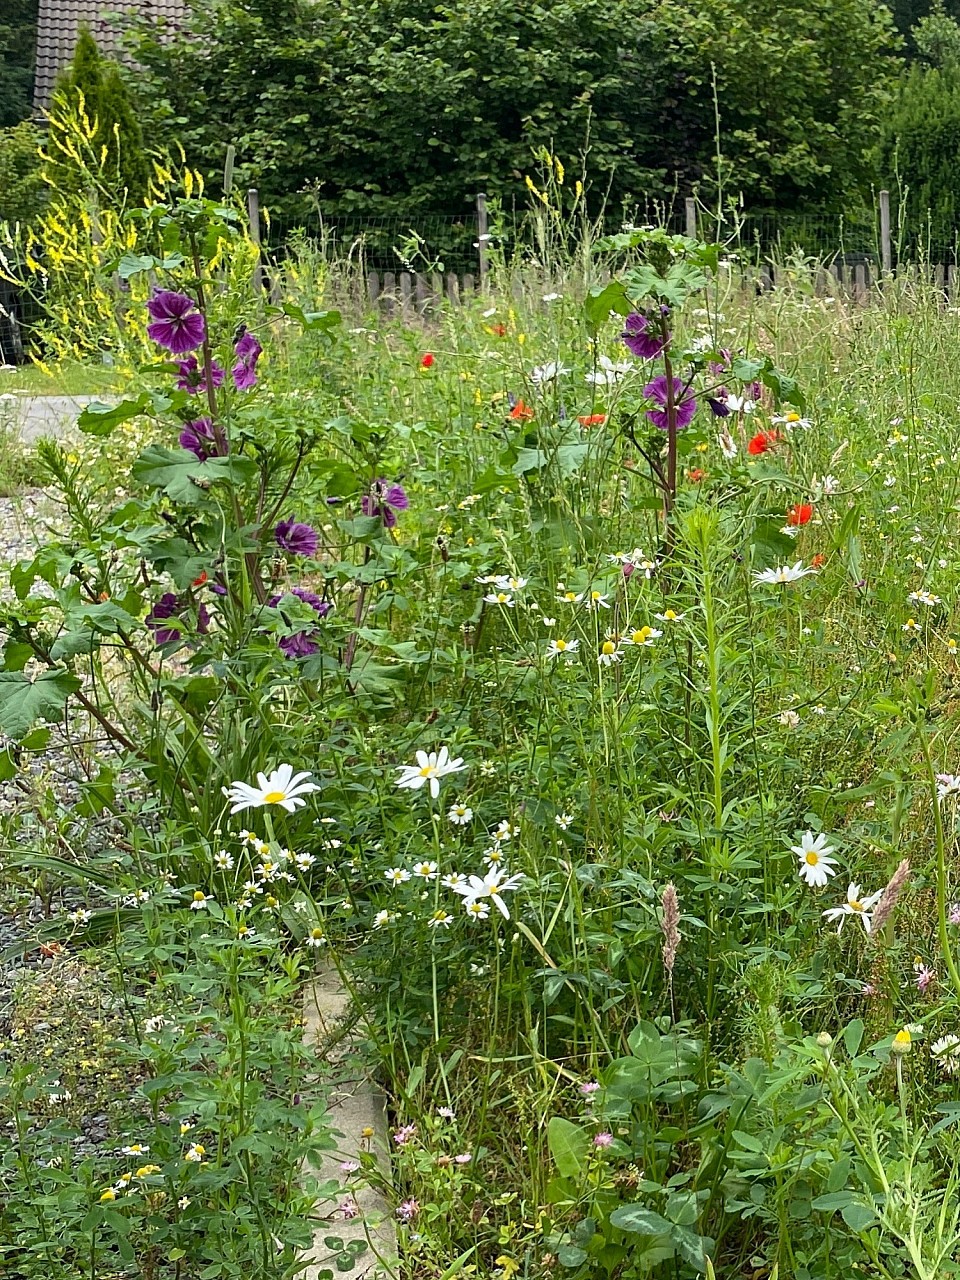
left=747, top=429, right=781, bottom=456
left=420, top=352, right=435, bottom=368
left=578, top=413, right=607, bottom=427
left=786, top=503, right=814, bottom=527
left=509, top=400, right=535, bottom=420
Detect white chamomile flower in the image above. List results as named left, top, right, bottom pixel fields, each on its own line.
left=624, top=626, right=661, bottom=647
left=555, top=812, right=574, bottom=830
left=448, top=802, right=473, bottom=825
left=495, top=820, right=519, bottom=841
left=305, top=927, right=327, bottom=948
left=428, top=910, right=454, bottom=928
left=576, top=590, right=610, bottom=610
left=442, top=872, right=468, bottom=890
left=224, top=764, right=319, bottom=815
left=213, top=850, right=234, bottom=870
left=413, top=861, right=439, bottom=879
left=465, top=900, right=491, bottom=920
left=753, top=561, right=818, bottom=585
left=908, top=589, right=941, bottom=607
left=189, top=892, right=213, bottom=910
left=450, top=869, right=525, bottom=919
left=546, top=637, right=578, bottom=659
left=385, top=867, right=411, bottom=886
left=598, top=638, right=622, bottom=666
left=395, top=746, right=467, bottom=799
left=654, top=609, right=685, bottom=623
left=484, top=591, right=515, bottom=607
left=821, top=882, right=882, bottom=935
left=793, top=831, right=838, bottom=888
left=494, top=575, right=527, bottom=591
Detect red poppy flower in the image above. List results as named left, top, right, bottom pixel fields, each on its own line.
left=747, top=429, right=780, bottom=455
left=192, top=570, right=208, bottom=587
left=810, top=553, right=826, bottom=569
left=487, top=324, right=507, bottom=337
left=509, top=399, right=535, bottom=420
left=687, top=467, right=706, bottom=483
left=786, top=503, right=813, bottom=527
left=578, top=413, right=607, bottom=427
left=420, top=352, right=435, bottom=368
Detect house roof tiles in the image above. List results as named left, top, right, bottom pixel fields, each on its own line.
left=34, top=0, right=186, bottom=109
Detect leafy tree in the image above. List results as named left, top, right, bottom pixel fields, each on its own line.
left=46, top=27, right=150, bottom=207
left=0, top=121, right=46, bottom=226
left=124, top=0, right=901, bottom=227
left=0, top=0, right=38, bottom=129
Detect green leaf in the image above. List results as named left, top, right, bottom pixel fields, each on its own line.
left=132, top=445, right=257, bottom=504
left=547, top=1117, right=589, bottom=1180
left=840, top=1201, right=877, bottom=1231
left=78, top=395, right=150, bottom=436
left=608, top=1205, right=673, bottom=1236
left=811, top=1191, right=854, bottom=1212
left=281, top=303, right=342, bottom=335
left=843, top=1019, right=865, bottom=1058
left=0, top=670, right=81, bottom=740
left=584, top=281, right=631, bottom=334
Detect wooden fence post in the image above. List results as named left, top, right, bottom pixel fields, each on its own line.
left=476, top=192, right=489, bottom=285
left=223, top=144, right=236, bottom=197
left=247, top=187, right=263, bottom=293
left=685, top=197, right=697, bottom=240
left=879, top=189, right=892, bottom=276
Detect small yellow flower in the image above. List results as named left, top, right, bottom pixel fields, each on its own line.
left=947, top=638, right=958, bottom=654
left=99, top=1188, right=116, bottom=1202
left=892, top=1028, right=912, bottom=1055
left=361, top=1126, right=375, bottom=1139
left=497, top=1257, right=520, bottom=1280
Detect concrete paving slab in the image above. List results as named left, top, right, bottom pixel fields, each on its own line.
left=0, top=393, right=97, bottom=443
left=301, top=966, right=398, bottom=1279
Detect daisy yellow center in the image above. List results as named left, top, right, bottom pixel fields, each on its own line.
left=591, top=592, right=603, bottom=601
left=786, top=412, right=800, bottom=422
left=805, top=851, right=820, bottom=865
left=193, top=891, right=206, bottom=901
left=849, top=899, right=864, bottom=912
left=418, top=765, right=438, bottom=777
left=263, top=789, right=287, bottom=803
left=663, top=610, right=678, bottom=620
left=555, top=639, right=568, bottom=650
left=633, top=628, right=652, bottom=643
left=602, top=641, right=616, bottom=655
left=310, top=928, right=324, bottom=939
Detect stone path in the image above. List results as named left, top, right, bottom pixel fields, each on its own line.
left=1, top=394, right=96, bottom=443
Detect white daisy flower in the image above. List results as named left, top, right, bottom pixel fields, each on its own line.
left=530, top=362, right=569, bottom=383
left=448, top=802, right=473, bottom=825
left=484, top=591, right=515, bottom=607
left=449, top=869, right=524, bottom=919
left=555, top=812, right=574, bottom=830
left=305, top=927, right=327, bottom=948
left=224, top=764, right=319, bottom=815
left=793, top=831, right=838, bottom=888
left=546, top=637, right=578, bottom=659
left=821, top=882, right=882, bottom=934
left=385, top=867, right=412, bottom=886
left=753, top=561, right=818, bottom=585
left=937, top=774, right=960, bottom=801
left=428, top=910, right=454, bottom=928
left=624, top=626, right=661, bottom=647
left=413, top=861, right=439, bottom=879
left=441, top=872, right=468, bottom=891
left=586, top=354, right=633, bottom=386
left=395, top=746, right=467, bottom=799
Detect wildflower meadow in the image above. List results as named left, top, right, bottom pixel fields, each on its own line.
left=4, top=184, right=960, bottom=1280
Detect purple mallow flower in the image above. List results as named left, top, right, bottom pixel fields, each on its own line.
left=179, top=417, right=225, bottom=461
left=232, top=330, right=263, bottom=391
left=146, top=593, right=210, bottom=647
left=361, top=479, right=409, bottom=528
left=146, top=290, right=206, bottom=355
left=643, top=375, right=697, bottom=430
left=275, top=519, right=319, bottom=557
left=622, top=312, right=668, bottom=361
left=175, top=355, right=225, bottom=394
left=268, top=586, right=331, bottom=659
